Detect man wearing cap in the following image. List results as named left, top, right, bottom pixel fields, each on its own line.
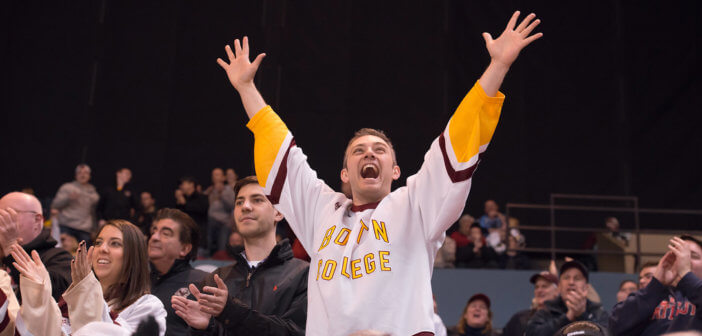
left=609, top=235, right=702, bottom=335
left=503, top=271, right=559, bottom=336
left=525, top=260, right=609, bottom=336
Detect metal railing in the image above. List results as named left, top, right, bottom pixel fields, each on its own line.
left=504, top=194, right=702, bottom=271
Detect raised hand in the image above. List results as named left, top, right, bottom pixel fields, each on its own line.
left=0, top=208, right=22, bottom=257
left=654, top=251, right=678, bottom=286
left=483, top=11, right=543, bottom=69
left=10, top=244, right=48, bottom=284
left=191, top=274, right=229, bottom=317
left=172, top=296, right=211, bottom=330
left=217, top=36, right=267, bottom=91
left=70, top=241, right=94, bottom=285
left=669, top=237, right=692, bottom=285
left=564, top=286, right=588, bottom=321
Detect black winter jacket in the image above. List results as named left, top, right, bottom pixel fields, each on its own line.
left=1, top=229, right=72, bottom=302
left=525, top=296, right=609, bottom=336
left=191, top=239, right=309, bottom=336
left=150, top=259, right=208, bottom=336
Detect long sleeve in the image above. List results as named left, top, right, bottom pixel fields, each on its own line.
left=246, top=106, right=341, bottom=253
left=676, top=272, right=702, bottom=310
left=0, top=270, right=19, bottom=336
left=63, top=272, right=107, bottom=333
left=406, top=81, right=504, bottom=243
left=14, top=270, right=62, bottom=336
left=609, top=277, right=669, bottom=335
left=51, top=184, right=73, bottom=209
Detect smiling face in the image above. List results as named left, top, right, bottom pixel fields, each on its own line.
left=464, top=299, right=490, bottom=329
left=341, top=134, right=400, bottom=205
left=533, top=278, right=559, bottom=307
left=638, top=265, right=656, bottom=289
left=92, top=225, right=125, bottom=289
left=234, top=183, right=283, bottom=239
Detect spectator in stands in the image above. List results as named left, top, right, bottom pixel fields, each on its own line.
left=134, top=191, right=158, bottom=236
left=478, top=200, right=506, bottom=233
left=605, top=216, right=631, bottom=247
left=526, top=260, right=609, bottom=336
left=500, top=228, right=530, bottom=269
left=175, top=176, right=209, bottom=256
left=172, top=176, right=308, bottom=335
left=0, top=192, right=72, bottom=302
left=51, top=164, right=100, bottom=244
left=225, top=168, right=238, bottom=187
left=97, top=168, right=138, bottom=226
left=435, top=235, right=457, bottom=268
left=616, top=279, right=638, bottom=303
left=451, top=214, right=475, bottom=248
left=210, top=231, right=243, bottom=261
left=503, top=271, right=559, bottom=336
left=149, top=208, right=208, bottom=336
left=456, top=223, right=499, bottom=268
left=9, top=220, right=167, bottom=335
left=448, top=293, right=498, bottom=336
left=204, top=168, right=235, bottom=256
left=609, top=235, right=702, bottom=335
left=60, top=232, right=79, bottom=256
left=638, top=260, right=658, bottom=289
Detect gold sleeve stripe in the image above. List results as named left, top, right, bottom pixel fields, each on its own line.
left=246, top=105, right=290, bottom=188
left=447, top=81, right=505, bottom=163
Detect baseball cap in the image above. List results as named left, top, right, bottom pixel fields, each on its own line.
left=555, top=321, right=609, bottom=336
left=560, top=260, right=589, bottom=282
left=467, top=293, right=491, bottom=308
left=529, top=271, right=558, bottom=285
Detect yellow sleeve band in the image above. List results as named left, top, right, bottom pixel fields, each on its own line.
left=246, top=105, right=290, bottom=188
left=447, top=81, right=505, bottom=163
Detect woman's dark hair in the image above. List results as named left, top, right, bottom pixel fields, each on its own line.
left=96, top=219, right=150, bottom=312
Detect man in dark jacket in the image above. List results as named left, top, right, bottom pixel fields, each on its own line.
left=149, top=208, right=208, bottom=336
left=97, top=167, right=138, bottom=225
left=609, top=235, right=702, bottom=336
left=526, top=260, right=609, bottom=336
left=0, top=192, right=72, bottom=302
left=503, top=271, right=559, bottom=336
left=172, top=176, right=308, bottom=335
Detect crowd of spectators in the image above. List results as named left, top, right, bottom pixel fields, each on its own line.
left=0, top=164, right=700, bottom=335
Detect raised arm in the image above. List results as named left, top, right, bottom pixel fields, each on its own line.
left=479, top=11, right=542, bottom=96
left=217, top=36, right=268, bottom=119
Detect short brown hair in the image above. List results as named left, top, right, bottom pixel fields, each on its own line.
left=343, top=128, right=396, bottom=168
left=96, top=220, right=150, bottom=312
left=153, top=208, right=200, bottom=261
left=680, top=235, right=702, bottom=250
left=638, top=261, right=658, bottom=274
left=233, top=176, right=261, bottom=199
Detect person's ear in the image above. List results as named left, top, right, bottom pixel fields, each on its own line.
left=340, top=168, right=349, bottom=183
left=392, top=165, right=401, bottom=181
left=180, top=243, right=192, bottom=258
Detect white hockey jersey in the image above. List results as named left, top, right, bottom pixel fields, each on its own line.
left=247, top=81, right=504, bottom=336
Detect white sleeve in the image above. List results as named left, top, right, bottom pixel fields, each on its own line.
left=247, top=106, right=343, bottom=252
left=407, top=81, right=504, bottom=243
left=0, top=270, right=19, bottom=336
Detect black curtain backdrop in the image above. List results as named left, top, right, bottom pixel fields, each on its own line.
left=2, top=1, right=700, bottom=234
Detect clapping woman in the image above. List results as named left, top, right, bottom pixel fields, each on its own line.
left=11, top=220, right=166, bottom=335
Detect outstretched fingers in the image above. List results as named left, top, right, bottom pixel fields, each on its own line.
left=515, top=13, right=536, bottom=32
left=521, top=17, right=541, bottom=37
left=505, top=11, right=520, bottom=31
left=234, top=39, right=243, bottom=58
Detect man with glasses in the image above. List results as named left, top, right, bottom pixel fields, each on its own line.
left=0, top=192, right=72, bottom=302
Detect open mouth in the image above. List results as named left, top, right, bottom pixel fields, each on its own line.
left=361, top=163, right=379, bottom=179
left=97, top=259, right=110, bottom=265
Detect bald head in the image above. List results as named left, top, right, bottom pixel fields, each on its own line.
left=0, top=192, right=44, bottom=245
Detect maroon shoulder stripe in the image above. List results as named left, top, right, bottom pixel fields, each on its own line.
left=0, top=309, right=9, bottom=332
left=267, top=139, right=296, bottom=205
left=109, top=310, right=121, bottom=325
left=438, top=132, right=481, bottom=183
left=413, top=332, right=434, bottom=336
left=57, top=296, right=69, bottom=318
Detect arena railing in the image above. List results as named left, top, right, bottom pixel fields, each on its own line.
left=504, top=193, right=702, bottom=271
